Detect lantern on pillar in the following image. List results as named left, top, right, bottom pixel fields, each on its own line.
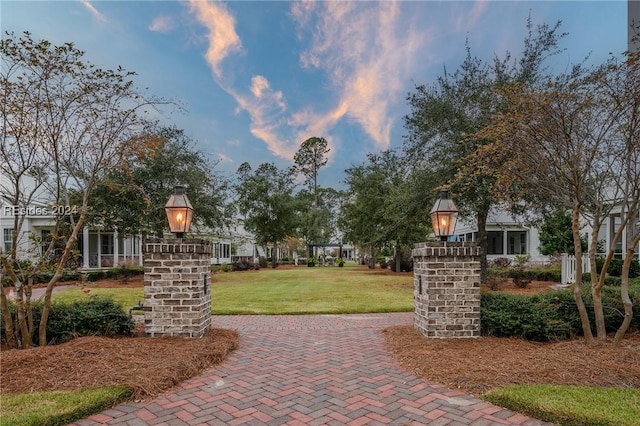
left=164, top=186, right=193, bottom=238
left=430, top=190, right=458, bottom=242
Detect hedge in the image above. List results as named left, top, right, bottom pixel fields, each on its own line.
left=481, top=282, right=640, bottom=341
left=1, top=296, right=135, bottom=346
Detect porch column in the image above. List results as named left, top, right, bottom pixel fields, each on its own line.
left=83, top=227, right=90, bottom=269
left=114, top=230, right=119, bottom=266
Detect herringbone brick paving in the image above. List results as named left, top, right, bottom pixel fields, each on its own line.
left=72, top=314, right=551, bottom=425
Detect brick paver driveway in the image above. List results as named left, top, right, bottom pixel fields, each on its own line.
left=73, top=314, right=550, bottom=425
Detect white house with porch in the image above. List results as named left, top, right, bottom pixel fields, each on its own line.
left=453, top=209, right=549, bottom=264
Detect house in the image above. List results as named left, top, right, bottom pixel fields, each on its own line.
left=1, top=196, right=144, bottom=270
left=453, top=209, right=549, bottom=264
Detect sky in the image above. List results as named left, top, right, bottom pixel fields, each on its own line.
left=0, top=1, right=631, bottom=189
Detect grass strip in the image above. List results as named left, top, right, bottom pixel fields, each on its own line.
left=1, top=386, right=132, bottom=426
left=484, top=384, right=640, bottom=426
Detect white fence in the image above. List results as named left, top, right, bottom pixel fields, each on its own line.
left=560, top=253, right=592, bottom=285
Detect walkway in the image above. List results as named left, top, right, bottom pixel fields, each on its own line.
left=73, top=314, right=551, bottom=425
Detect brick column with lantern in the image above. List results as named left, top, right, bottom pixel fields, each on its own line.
left=143, top=186, right=212, bottom=337
left=412, top=191, right=482, bottom=338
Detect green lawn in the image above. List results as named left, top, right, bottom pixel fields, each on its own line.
left=0, top=386, right=131, bottom=426
left=210, top=264, right=414, bottom=314
left=485, top=385, right=640, bottom=426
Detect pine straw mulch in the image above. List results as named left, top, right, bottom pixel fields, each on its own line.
left=0, top=327, right=239, bottom=399
left=383, top=327, right=640, bottom=396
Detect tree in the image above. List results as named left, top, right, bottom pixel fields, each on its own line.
left=235, top=162, right=298, bottom=267
left=403, top=17, right=567, bottom=282
left=294, top=136, right=330, bottom=207
left=0, top=31, right=162, bottom=348
left=87, top=126, right=232, bottom=238
left=473, top=50, right=639, bottom=343
left=296, top=187, right=342, bottom=247
left=341, top=150, right=427, bottom=269
left=538, top=209, right=587, bottom=256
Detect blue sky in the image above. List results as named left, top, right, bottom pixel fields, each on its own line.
left=1, top=1, right=629, bottom=189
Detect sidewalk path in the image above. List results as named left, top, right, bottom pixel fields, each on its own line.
left=73, top=314, right=551, bottom=425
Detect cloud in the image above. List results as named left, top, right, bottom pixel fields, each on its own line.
left=293, top=1, right=430, bottom=150
left=226, top=76, right=294, bottom=159
left=188, top=1, right=431, bottom=165
left=188, top=0, right=242, bottom=78
left=149, top=15, right=175, bottom=33
left=80, top=0, right=107, bottom=23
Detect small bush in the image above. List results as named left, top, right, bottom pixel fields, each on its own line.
left=513, top=254, right=530, bottom=266
left=481, top=280, right=640, bottom=341
left=232, top=261, right=258, bottom=271
left=491, top=258, right=512, bottom=267
left=258, top=257, right=267, bottom=268
left=1, top=296, right=134, bottom=346
left=44, top=297, right=135, bottom=345
left=481, top=291, right=577, bottom=341
left=596, top=258, right=640, bottom=278
left=581, top=273, right=622, bottom=286
left=86, top=271, right=107, bottom=282
left=511, top=267, right=532, bottom=288
left=485, top=276, right=505, bottom=291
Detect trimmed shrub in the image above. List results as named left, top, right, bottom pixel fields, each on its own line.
left=44, top=297, right=135, bottom=345
left=86, top=270, right=107, bottom=282
left=491, top=258, right=512, bottom=267
left=511, top=267, right=532, bottom=288
left=596, top=258, right=640, bottom=278
left=481, top=292, right=575, bottom=341
left=581, top=273, right=622, bottom=286
left=1, top=296, right=134, bottom=346
left=481, top=281, right=640, bottom=341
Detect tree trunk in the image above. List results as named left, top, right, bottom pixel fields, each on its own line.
left=0, top=264, right=17, bottom=349
left=271, top=242, right=277, bottom=268
left=476, top=210, right=488, bottom=284
left=39, top=211, right=85, bottom=346
left=613, top=249, right=635, bottom=345
left=395, top=243, right=401, bottom=272
left=369, top=247, right=377, bottom=269
left=571, top=204, right=593, bottom=343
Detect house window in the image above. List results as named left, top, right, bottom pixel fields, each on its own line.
left=612, top=215, right=623, bottom=255
left=214, top=243, right=230, bottom=259
left=41, top=229, right=52, bottom=256
left=507, top=231, right=528, bottom=254
left=3, top=228, right=13, bottom=253
left=101, top=234, right=114, bottom=254
left=487, top=231, right=504, bottom=255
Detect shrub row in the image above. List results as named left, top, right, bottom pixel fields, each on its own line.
left=481, top=282, right=640, bottom=341
left=1, top=296, right=135, bottom=346
left=595, top=258, right=640, bottom=278
left=2, top=270, right=81, bottom=287
left=487, top=267, right=562, bottom=282
left=85, top=265, right=144, bottom=282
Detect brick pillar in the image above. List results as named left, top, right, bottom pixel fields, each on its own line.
left=143, top=238, right=212, bottom=337
left=412, top=242, right=481, bottom=338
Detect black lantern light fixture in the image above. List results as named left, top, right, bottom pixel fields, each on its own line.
left=164, top=185, right=193, bottom=238
left=430, top=190, right=459, bottom=241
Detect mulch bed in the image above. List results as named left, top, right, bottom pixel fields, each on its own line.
left=383, top=326, right=640, bottom=396
left=1, top=328, right=239, bottom=399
